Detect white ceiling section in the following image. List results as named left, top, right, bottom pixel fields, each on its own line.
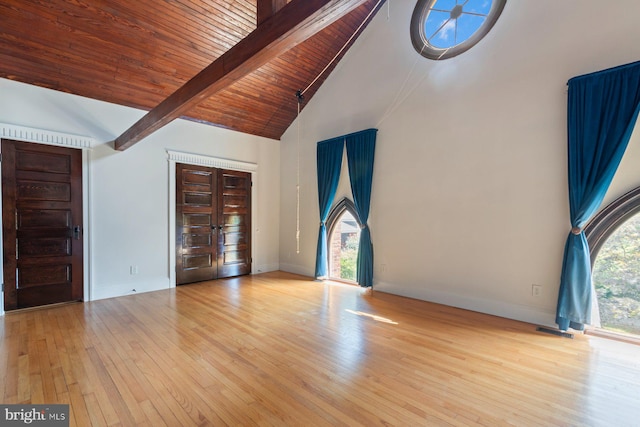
left=278, top=0, right=640, bottom=326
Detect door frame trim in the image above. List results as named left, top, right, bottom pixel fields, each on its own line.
left=0, top=124, right=95, bottom=316
left=1, top=123, right=94, bottom=149
left=167, top=150, right=258, bottom=287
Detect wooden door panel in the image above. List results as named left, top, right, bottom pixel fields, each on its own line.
left=182, top=213, right=212, bottom=227
left=176, top=164, right=217, bottom=284
left=18, top=237, right=72, bottom=257
left=183, top=192, right=213, bottom=206
left=17, top=283, right=73, bottom=308
left=224, top=213, right=247, bottom=226
left=217, top=170, right=251, bottom=279
left=183, top=233, right=213, bottom=248
left=2, top=139, right=83, bottom=311
left=222, top=250, right=245, bottom=264
left=222, top=231, right=247, bottom=246
left=176, top=164, right=251, bottom=284
left=16, top=151, right=71, bottom=174
left=182, top=169, right=213, bottom=185
left=182, top=253, right=213, bottom=269
left=222, top=195, right=248, bottom=207
left=18, top=209, right=72, bottom=229
left=19, top=264, right=71, bottom=288
left=16, top=181, right=71, bottom=201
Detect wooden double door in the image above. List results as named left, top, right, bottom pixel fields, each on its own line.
left=2, top=139, right=83, bottom=311
left=176, top=164, right=251, bottom=285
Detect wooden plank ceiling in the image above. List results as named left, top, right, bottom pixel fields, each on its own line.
left=0, top=0, right=384, bottom=141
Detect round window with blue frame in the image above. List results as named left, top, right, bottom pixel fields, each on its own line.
left=410, top=0, right=506, bottom=60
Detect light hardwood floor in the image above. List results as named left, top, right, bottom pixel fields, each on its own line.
left=1, top=271, right=640, bottom=426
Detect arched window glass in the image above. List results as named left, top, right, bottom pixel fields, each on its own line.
left=326, top=198, right=362, bottom=283
left=410, top=0, right=506, bottom=60
left=586, top=187, right=640, bottom=337
left=592, top=214, right=640, bottom=335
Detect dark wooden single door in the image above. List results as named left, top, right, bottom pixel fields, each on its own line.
left=176, top=164, right=218, bottom=284
left=176, top=164, right=251, bottom=285
left=217, top=169, right=251, bottom=278
left=2, top=139, right=83, bottom=311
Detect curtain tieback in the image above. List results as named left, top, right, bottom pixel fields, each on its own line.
left=320, top=221, right=325, bottom=227
left=571, top=227, right=582, bottom=235
left=360, top=224, right=368, bottom=230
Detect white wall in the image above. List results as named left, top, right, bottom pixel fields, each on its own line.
left=279, top=0, right=640, bottom=326
left=0, top=77, right=280, bottom=305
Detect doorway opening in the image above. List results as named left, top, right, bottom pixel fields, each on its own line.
left=175, top=163, right=252, bottom=285
left=327, top=198, right=361, bottom=283
left=2, top=139, right=84, bottom=311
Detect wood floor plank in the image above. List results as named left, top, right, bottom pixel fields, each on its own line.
left=139, top=400, right=168, bottom=427
left=2, top=271, right=640, bottom=426
left=36, top=337, right=59, bottom=403
left=118, top=357, right=183, bottom=426
left=83, top=392, right=109, bottom=427
left=125, top=344, right=209, bottom=426
left=68, top=383, right=93, bottom=427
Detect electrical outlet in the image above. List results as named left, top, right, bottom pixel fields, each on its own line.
left=532, top=284, right=541, bottom=297
left=130, top=265, right=139, bottom=275
left=381, top=264, right=387, bottom=273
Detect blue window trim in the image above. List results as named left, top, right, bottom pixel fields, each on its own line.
left=585, top=186, right=640, bottom=265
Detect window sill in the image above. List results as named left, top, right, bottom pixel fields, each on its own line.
left=585, top=328, right=640, bottom=346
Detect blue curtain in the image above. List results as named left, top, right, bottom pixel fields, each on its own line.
left=315, top=137, right=344, bottom=278
left=556, top=61, right=640, bottom=331
left=346, top=129, right=377, bottom=287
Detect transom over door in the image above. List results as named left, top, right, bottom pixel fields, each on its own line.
left=2, top=139, right=83, bottom=311
left=176, top=164, right=251, bottom=285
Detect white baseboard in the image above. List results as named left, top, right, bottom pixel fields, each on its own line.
left=0, top=279, right=171, bottom=313
left=90, top=278, right=172, bottom=301
left=374, top=281, right=557, bottom=328
left=2, top=274, right=556, bottom=328
left=254, top=263, right=280, bottom=274
left=279, top=262, right=314, bottom=277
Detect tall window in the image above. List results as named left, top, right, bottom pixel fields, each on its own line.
left=587, top=187, right=640, bottom=336
left=326, top=198, right=361, bottom=283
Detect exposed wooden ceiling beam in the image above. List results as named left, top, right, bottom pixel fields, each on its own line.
left=257, top=0, right=288, bottom=26
left=114, top=0, right=370, bottom=151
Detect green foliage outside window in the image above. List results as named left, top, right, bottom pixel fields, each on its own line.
left=592, top=214, right=640, bottom=335
left=340, top=234, right=359, bottom=281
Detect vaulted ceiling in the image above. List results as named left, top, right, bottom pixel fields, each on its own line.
left=0, top=0, right=384, bottom=142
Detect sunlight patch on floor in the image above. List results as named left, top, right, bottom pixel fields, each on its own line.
left=345, top=309, right=398, bottom=324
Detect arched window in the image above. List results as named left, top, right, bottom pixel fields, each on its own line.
left=410, top=0, right=506, bottom=60
left=586, top=187, right=640, bottom=337
left=326, top=198, right=362, bottom=283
